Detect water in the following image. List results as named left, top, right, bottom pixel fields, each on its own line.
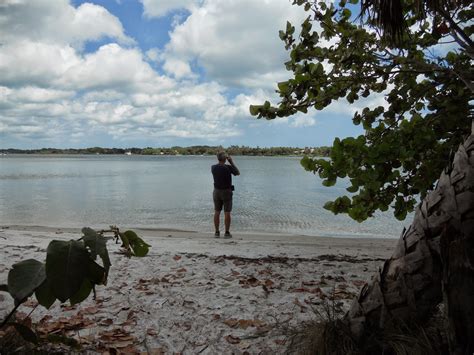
left=0, top=155, right=408, bottom=238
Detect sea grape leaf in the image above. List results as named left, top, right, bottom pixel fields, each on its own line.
left=46, top=240, right=90, bottom=302
left=7, top=259, right=46, bottom=304
left=69, top=278, right=92, bottom=305
left=118, top=232, right=130, bottom=250
left=87, top=259, right=106, bottom=285
left=9, top=322, right=38, bottom=344
left=123, top=230, right=151, bottom=257
left=35, top=280, right=56, bottom=309
left=82, top=227, right=111, bottom=282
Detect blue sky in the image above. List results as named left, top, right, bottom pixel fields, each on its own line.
left=0, top=0, right=365, bottom=149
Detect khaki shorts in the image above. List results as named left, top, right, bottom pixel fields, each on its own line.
left=213, top=189, right=233, bottom=212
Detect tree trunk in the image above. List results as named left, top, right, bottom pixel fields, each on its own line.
left=440, top=134, right=474, bottom=354
left=344, top=133, right=474, bottom=353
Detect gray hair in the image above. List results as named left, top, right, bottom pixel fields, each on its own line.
left=217, top=152, right=226, bottom=162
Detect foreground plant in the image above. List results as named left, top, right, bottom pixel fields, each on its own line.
left=0, top=226, right=150, bottom=344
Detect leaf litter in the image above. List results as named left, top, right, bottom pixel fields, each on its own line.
left=0, top=229, right=392, bottom=353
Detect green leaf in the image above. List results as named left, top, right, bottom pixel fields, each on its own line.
left=82, top=227, right=111, bottom=282
left=123, top=230, right=151, bottom=257
left=87, top=259, right=105, bottom=285
left=118, top=232, right=130, bottom=250
left=46, top=240, right=90, bottom=303
left=323, top=201, right=334, bottom=211
left=249, top=105, right=261, bottom=116
left=9, top=322, right=38, bottom=344
left=346, top=185, right=358, bottom=193
left=322, top=178, right=336, bottom=187
left=69, top=278, right=92, bottom=305
left=8, top=259, right=46, bottom=304
left=35, top=280, right=56, bottom=309
left=277, top=81, right=289, bottom=92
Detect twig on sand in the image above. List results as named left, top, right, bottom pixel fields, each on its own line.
left=197, top=343, right=209, bottom=353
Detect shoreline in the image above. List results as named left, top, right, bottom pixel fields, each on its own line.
left=0, top=224, right=398, bottom=258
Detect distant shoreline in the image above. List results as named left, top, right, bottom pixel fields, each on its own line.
left=0, top=145, right=331, bottom=157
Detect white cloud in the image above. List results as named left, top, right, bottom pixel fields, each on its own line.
left=60, top=44, right=157, bottom=90
left=0, top=0, right=331, bottom=147
left=290, top=116, right=316, bottom=128
left=0, top=0, right=132, bottom=47
left=7, top=86, right=75, bottom=103
left=161, top=0, right=308, bottom=88
left=0, top=40, right=80, bottom=87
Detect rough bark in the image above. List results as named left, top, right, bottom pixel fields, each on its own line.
left=440, top=134, right=474, bottom=354
left=344, top=133, right=474, bottom=352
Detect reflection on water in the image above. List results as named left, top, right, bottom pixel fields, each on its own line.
left=0, top=155, right=408, bottom=238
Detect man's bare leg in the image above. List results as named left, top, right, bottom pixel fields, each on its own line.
left=224, top=212, right=231, bottom=233
left=214, top=210, right=221, bottom=233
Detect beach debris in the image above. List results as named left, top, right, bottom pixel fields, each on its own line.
left=0, top=226, right=388, bottom=354
left=225, top=334, right=241, bottom=344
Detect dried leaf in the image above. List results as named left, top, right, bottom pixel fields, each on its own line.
left=80, top=306, right=99, bottom=315
left=352, top=280, right=367, bottom=287
left=99, top=318, right=114, bottom=326
left=223, top=318, right=239, bottom=328
left=225, top=335, right=241, bottom=344
left=146, top=328, right=158, bottom=336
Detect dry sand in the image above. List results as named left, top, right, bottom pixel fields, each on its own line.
left=0, top=225, right=397, bottom=354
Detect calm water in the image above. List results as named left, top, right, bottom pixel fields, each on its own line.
left=0, top=155, right=408, bottom=238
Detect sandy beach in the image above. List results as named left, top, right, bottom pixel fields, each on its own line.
left=0, top=225, right=396, bottom=354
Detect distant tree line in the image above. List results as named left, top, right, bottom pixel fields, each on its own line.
left=0, top=145, right=331, bottom=157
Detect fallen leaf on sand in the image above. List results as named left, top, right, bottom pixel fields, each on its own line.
left=238, top=319, right=265, bottom=329
left=352, top=280, right=367, bottom=287
left=99, top=318, right=114, bottom=326
left=147, top=328, right=158, bottom=336
left=225, top=335, right=241, bottom=344
left=223, top=319, right=239, bottom=328
left=173, top=255, right=182, bottom=261
left=110, top=340, right=135, bottom=348
left=264, top=279, right=274, bottom=287
left=223, top=318, right=265, bottom=329
left=80, top=306, right=99, bottom=315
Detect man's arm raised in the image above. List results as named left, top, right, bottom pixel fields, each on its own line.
left=227, top=156, right=240, bottom=175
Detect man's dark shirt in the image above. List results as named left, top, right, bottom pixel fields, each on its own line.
left=212, top=164, right=238, bottom=190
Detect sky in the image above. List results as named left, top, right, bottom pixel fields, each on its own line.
left=0, top=0, right=366, bottom=149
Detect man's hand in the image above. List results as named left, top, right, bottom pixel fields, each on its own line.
left=227, top=155, right=240, bottom=175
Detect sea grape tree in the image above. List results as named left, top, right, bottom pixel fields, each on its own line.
left=250, top=0, right=473, bottom=222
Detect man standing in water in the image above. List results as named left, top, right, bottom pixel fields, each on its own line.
left=212, top=152, right=240, bottom=238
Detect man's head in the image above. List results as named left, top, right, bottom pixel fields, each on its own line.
left=217, top=152, right=226, bottom=162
